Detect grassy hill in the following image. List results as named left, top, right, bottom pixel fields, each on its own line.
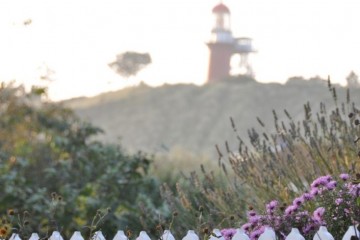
left=64, top=77, right=360, bottom=159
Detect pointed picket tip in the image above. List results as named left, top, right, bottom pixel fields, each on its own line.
left=232, top=228, right=250, bottom=240
left=28, top=233, right=40, bottom=240
left=182, top=230, right=199, bottom=240
left=285, top=228, right=305, bottom=240
left=258, top=227, right=276, bottom=240
left=136, top=231, right=151, bottom=240
left=210, top=229, right=224, bottom=240
left=342, top=225, right=360, bottom=240
left=70, top=231, right=84, bottom=240
left=113, top=230, right=128, bottom=240
left=313, top=226, right=334, bottom=240
left=93, top=231, right=106, bottom=240
left=9, top=233, right=21, bottom=240
left=49, top=231, right=64, bottom=240
left=161, top=230, right=175, bottom=240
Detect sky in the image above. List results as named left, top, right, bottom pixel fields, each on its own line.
left=0, top=0, right=360, bottom=100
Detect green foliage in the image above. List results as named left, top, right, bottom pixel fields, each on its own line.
left=0, top=82, right=165, bottom=239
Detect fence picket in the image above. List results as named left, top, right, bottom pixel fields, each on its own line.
left=69, top=231, right=84, bottom=240
left=209, top=229, right=223, bottom=240
left=342, top=225, right=360, bottom=240
left=232, top=228, right=250, bottom=240
left=49, top=231, right=64, bottom=240
left=28, top=233, right=39, bottom=240
left=136, top=231, right=151, bottom=240
left=313, top=226, right=334, bottom=240
left=182, top=230, right=199, bottom=240
left=258, top=227, right=276, bottom=240
left=285, top=228, right=305, bottom=240
left=113, top=231, right=128, bottom=240
left=5, top=225, right=360, bottom=240
left=161, top=230, right=175, bottom=240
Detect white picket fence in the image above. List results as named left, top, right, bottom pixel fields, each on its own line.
left=6, top=226, right=360, bottom=240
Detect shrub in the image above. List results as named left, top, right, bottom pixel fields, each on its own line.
left=0, top=82, right=165, bottom=239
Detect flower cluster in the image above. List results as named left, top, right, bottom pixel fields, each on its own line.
left=238, top=173, right=360, bottom=240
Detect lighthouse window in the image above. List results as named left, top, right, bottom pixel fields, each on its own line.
left=216, top=15, right=224, bottom=29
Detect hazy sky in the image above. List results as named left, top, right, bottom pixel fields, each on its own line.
left=1, top=0, right=360, bottom=100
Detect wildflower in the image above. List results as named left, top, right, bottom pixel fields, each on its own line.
left=302, top=223, right=316, bottom=235
left=266, top=200, right=278, bottom=213
left=249, top=227, right=265, bottom=240
left=0, top=224, right=11, bottom=237
left=312, top=207, right=325, bottom=222
left=302, top=192, right=314, bottom=201
left=335, top=198, right=343, bottom=205
left=292, top=196, right=304, bottom=206
left=326, top=180, right=337, bottom=190
left=220, top=228, right=237, bottom=240
left=310, top=188, right=319, bottom=197
left=247, top=210, right=257, bottom=217
left=241, top=223, right=252, bottom=232
left=340, top=173, right=350, bottom=181
left=266, top=201, right=278, bottom=215
left=284, top=205, right=298, bottom=216
left=249, top=215, right=261, bottom=225
left=310, top=175, right=332, bottom=188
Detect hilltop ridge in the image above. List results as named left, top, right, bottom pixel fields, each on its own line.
left=64, top=78, right=357, bottom=158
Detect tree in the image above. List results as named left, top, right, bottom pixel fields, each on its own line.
left=108, top=52, right=151, bottom=78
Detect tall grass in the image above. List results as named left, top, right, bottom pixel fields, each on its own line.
left=157, top=80, right=360, bottom=237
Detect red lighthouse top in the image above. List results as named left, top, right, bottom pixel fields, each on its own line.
left=212, top=3, right=230, bottom=14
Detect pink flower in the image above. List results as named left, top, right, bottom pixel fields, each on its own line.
left=313, top=207, right=325, bottom=222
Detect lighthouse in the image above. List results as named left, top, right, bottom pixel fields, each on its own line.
left=206, top=2, right=255, bottom=83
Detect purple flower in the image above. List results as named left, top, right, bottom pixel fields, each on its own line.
left=310, top=188, right=319, bottom=197
left=348, top=183, right=360, bottom=196
left=326, top=180, right=337, bottom=190
left=302, top=192, right=314, bottom=201
left=242, top=223, right=252, bottom=232
left=311, top=175, right=332, bottom=188
left=285, top=205, right=298, bottom=216
left=249, top=227, right=265, bottom=240
left=340, top=173, right=350, bottom=181
left=335, top=198, right=343, bottom=205
left=312, top=207, right=325, bottom=222
left=247, top=210, right=257, bottom=217
left=221, top=228, right=237, bottom=240
left=266, top=200, right=278, bottom=214
left=303, top=223, right=316, bottom=234
left=293, top=196, right=304, bottom=206
left=249, top=215, right=261, bottom=224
